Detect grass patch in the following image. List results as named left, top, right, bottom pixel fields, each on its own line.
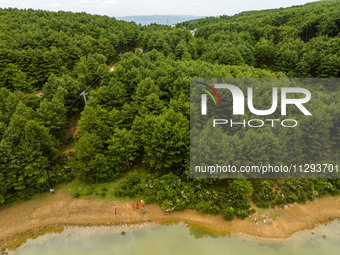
left=62, top=176, right=130, bottom=200
left=61, top=164, right=150, bottom=200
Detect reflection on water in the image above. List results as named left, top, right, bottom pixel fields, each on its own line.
left=13, top=220, right=340, bottom=255
left=187, top=223, right=230, bottom=239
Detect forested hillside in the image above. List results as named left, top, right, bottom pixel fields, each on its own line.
left=0, top=9, right=138, bottom=91
left=176, top=0, right=340, bottom=77
left=0, top=1, right=339, bottom=220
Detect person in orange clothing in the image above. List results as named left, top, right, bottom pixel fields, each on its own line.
left=136, top=201, right=139, bottom=209
left=141, top=199, right=145, bottom=206
left=114, top=208, right=117, bottom=215
left=132, top=203, right=135, bottom=211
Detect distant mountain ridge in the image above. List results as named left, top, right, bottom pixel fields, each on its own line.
left=116, top=15, right=205, bottom=26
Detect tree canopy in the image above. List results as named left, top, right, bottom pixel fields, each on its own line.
left=0, top=2, right=339, bottom=220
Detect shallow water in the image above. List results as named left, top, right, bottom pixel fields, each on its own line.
left=13, top=220, right=340, bottom=255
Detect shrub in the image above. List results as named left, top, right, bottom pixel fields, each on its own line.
left=196, top=201, right=219, bottom=215
left=221, top=207, right=234, bottom=221
left=252, top=180, right=276, bottom=208
left=114, top=172, right=143, bottom=198
left=73, top=192, right=80, bottom=198
left=161, top=200, right=175, bottom=212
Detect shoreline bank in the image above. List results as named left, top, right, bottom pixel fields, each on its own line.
left=0, top=190, right=339, bottom=250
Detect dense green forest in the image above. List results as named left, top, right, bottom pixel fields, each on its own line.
left=0, top=1, right=339, bottom=220
left=0, top=9, right=138, bottom=91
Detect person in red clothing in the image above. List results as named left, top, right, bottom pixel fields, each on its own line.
left=132, top=203, right=135, bottom=211
left=136, top=201, right=139, bottom=209
left=114, top=208, right=117, bottom=215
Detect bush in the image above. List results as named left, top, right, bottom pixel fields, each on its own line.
left=73, top=192, right=80, bottom=198
left=114, top=173, right=259, bottom=219
left=114, top=172, right=143, bottom=198
left=1, top=248, right=8, bottom=255
left=161, top=200, right=175, bottom=212
left=196, top=201, right=219, bottom=215
left=252, top=180, right=276, bottom=208
left=235, top=208, right=255, bottom=219
left=221, top=207, right=234, bottom=221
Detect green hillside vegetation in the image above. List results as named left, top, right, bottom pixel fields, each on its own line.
left=0, top=8, right=138, bottom=91
left=0, top=1, right=339, bottom=220
left=176, top=0, right=340, bottom=77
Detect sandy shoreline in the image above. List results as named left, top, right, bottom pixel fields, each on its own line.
left=0, top=189, right=339, bottom=250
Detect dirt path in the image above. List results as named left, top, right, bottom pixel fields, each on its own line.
left=109, top=63, right=116, bottom=72
left=0, top=190, right=339, bottom=250
left=61, top=122, right=79, bottom=155
left=32, top=89, right=43, bottom=97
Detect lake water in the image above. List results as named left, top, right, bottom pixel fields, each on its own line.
left=13, top=220, right=340, bottom=255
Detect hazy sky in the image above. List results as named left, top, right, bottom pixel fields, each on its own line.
left=0, top=0, right=319, bottom=17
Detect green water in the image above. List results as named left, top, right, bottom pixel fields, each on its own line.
left=13, top=221, right=340, bottom=255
